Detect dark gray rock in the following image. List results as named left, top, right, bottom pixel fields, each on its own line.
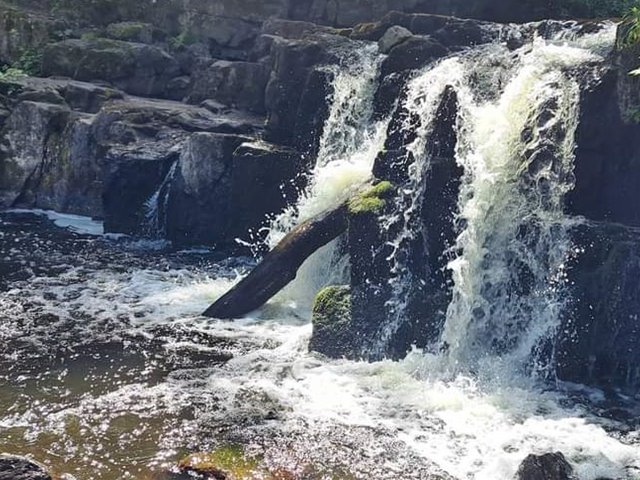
left=187, top=60, right=269, bottom=114
left=229, top=141, right=304, bottom=242
left=0, top=101, right=71, bottom=207
left=378, top=25, right=413, bottom=54
left=264, top=37, right=334, bottom=149
left=165, top=133, right=247, bottom=245
left=381, top=36, right=448, bottom=76
left=42, top=38, right=180, bottom=97
left=557, top=222, right=640, bottom=393
left=515, top=452, right=575, bottom=480
left=0, top=454, right=51, bottom=480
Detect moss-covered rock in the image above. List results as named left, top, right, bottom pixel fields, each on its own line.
left=105, top=21, right=154, bottom=43
left=309, top=285, right=354, bottom=358
left=347, top=180, right=395, bottom=215
left=178, top=445, right=260, bottom=479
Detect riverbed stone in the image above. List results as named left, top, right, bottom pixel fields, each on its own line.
left=515, top=452, right=576, bottom=480
left=0, top=454, right=51, bottom=480
left=381, top=35, right=448, bottom=76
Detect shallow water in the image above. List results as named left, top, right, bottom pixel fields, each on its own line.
left=1, top=210, right=639, bottom=480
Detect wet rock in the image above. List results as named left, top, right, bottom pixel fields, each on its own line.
left=229, top=141, right=304, bottom=242
left=165, top=132, right=248, bottom=245
left=264, top=37, right=337, bottom=152
left=309, top=285, right=354, bottom=358
left=378, top=25, right=413, bottom=54
left=557, top=222, right=640, bottom=393
left=187, top=60, right=269, bottom=114
left=0, top=454, right=51, bottom=480
left=515, top=452, right=576, bottom=480
left=42, top=38, right=180, bottom=97
left=381, top=35, right=448, bottom=76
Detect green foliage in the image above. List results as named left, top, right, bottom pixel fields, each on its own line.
left=13, top=49, right=43, bottom=75
left=0, top=66, right=26, bottom=82
left=559, top=0, right=640, bottom=18
left=168, top=30, right=197, bottom=50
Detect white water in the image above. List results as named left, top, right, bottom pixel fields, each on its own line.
left=263, top=44, right=388, bottom=311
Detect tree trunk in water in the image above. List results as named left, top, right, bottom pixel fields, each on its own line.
left=203, top=203, right=348, bottom=319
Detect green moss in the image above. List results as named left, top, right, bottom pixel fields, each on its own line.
left=347, top=181, right=395, bottom=215
left=106, top=21, right=151, bottom=42
left=178, top=445, right=261, bottom=479
left=312, top=285, right=351, bottom=326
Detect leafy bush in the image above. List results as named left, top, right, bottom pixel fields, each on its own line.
left=559, top=0, right=640, bottom=18
left=14, top=49, right=43, bottom=76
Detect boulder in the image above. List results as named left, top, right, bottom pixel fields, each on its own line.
left=187, top=60, right=269, bottom=114
left=42, top=38, right=180, bottom=97
left=515, top=452, right=575, bottom=480
left=264, top=37, right=336, bottom=150
left=229, top=141, right=304, bottom=241
left=378, top=25, right=413, bottom=54
left=165, top=132, right=249, bottom=245
left=0, top=454, right=51, bottom=480
left=381, top=35, right=448, bottom=76
left=556, top=221, right=640, bottom=392
left=0, top=100, right=70, bottom=207
left=309, top=285, right=354, bottom=358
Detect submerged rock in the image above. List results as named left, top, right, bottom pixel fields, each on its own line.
left=515, top=452, right=576, bottom=480
left=0, top=454, right=51, bottom=480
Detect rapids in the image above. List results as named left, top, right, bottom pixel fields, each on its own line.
left=1, top=20, right=640, bottom=480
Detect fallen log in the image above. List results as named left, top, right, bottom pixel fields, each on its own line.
left=203, top=202, right=349, bottom=319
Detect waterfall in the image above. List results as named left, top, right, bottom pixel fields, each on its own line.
left=265, top=43, right=387, bottom=309
left=438, top=29, right=616, bottom=377
left=144, top=160, right=178, bottom=238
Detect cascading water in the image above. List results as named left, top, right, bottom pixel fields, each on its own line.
left=264, top=43, right=388, bottom=309
left=144, top=160, right=178, bottom=238
left=441, top=33, right=605, bottom=379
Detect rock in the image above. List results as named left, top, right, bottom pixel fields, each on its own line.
left=229, top=141, right=304, bottom=241
left=187, top=60, right=269, bottom=114
left=261, top=18, right=338, bottom=39
left=105, top=21, right=155, bottom=43
left=309, top=285, right=354, bottom=358
left=264, top=37, right=333, bottom=148
left=16, top=88, right=67, bottom=105
left=348, top=88, right=460, bottom=359
left=568, top=56, right=640, bottom=228
left=556, top=222, right=640, bottom=392
left=0, top=454, right=51, bottom=480
left=378, top=25, right=413, bottom=54
left=164, top=75, right=191, bottom=102
left=381, top=35, right=449, bottom=76
left=42, top=38, right=180, bottom=97
left=0, top=101, right=70, bottom=207
left=515, top=452, right=575, bottom=480
left=165, top=133, right=249, bottom=245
